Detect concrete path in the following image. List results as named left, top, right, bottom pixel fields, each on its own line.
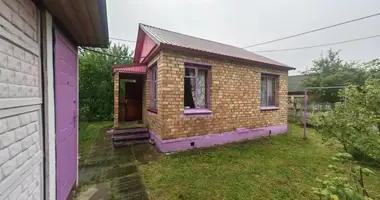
left=75, top=126, right=161, bottom=200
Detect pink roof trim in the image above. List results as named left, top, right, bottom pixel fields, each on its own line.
left=112, top=65, right=147, bottom=74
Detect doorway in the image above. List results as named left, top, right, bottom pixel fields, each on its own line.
left=124, top=76, right=143, bottom=121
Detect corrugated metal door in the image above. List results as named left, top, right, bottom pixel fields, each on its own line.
left=54, top=30, right=78, bottom=200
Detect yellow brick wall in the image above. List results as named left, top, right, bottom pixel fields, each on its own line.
left=143, top=50, right=289, bottom=140
left=142, top=52, right=163, bottom=134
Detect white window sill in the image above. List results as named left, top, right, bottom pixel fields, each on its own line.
left=260, top=106, right=280, bottom=111
left=181, top=108, right=213, bottom=118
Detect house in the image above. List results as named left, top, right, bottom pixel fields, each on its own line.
left=288, top=75, right=308, bottom=95
left=110, top=24, right=294, bottom=152
left=0, top=1, right=108, bottom=200
left=288, top=74, right=307, bottom=103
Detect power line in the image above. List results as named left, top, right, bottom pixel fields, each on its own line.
left=254, top=34, right=380, bottom=53
left=243, top=12, right=380, bottom=49
left=110, top=37, right=136, bottom=43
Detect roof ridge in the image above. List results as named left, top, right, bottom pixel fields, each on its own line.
left=138, top=23, right=291, bottom=69
left=139, top=23, right=248, bottom=50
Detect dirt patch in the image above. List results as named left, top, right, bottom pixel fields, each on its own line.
left=133, top=144, right=162, bottom=164
left=111, top=174, right=147, bottom=199
left=106, top=165, right=138, bottom=179
left=90, top=183, right=110, bottom=200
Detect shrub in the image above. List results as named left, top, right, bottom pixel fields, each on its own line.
left=311, top=79, right=380, bottom=163
left=312, top=153, right=375, bottom=200
left=79, top=44, right=133, bottom=121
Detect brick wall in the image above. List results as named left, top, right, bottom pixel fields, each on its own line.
left=113, top=72, right=119, bottom=128
left=0, top=0, right=43, bottom=199
left=143, top=50, right=288, bottom=140
left=142, top=52, right=163, bottom=134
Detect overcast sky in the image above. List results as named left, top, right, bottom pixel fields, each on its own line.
left=107, top=0, right=380, bottom=75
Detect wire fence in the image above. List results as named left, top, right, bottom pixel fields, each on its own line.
left=288, top=98, right=333, bottom=124
left=288, top=87, right=346, bottom=128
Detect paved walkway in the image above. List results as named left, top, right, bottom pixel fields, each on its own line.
left=76, top=126, right=161, bottom=200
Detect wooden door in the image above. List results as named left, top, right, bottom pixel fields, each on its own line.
left=125, top=78, right=142, bottom=121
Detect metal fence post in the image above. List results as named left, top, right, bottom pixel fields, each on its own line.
left=303, top=89, right=308, bottom=139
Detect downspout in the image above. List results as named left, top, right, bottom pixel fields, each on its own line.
left=37, top=4, right=47, bottom=200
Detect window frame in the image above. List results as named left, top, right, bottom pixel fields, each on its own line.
left=260, top=74, right=279, bottom=109
left=149, top=65, right=158, bottom=112
left=184, top=65, right=211, bottom=113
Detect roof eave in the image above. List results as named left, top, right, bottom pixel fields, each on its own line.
left=150, top=44, right=295, bottom=70
left=41, top=0, right=109, bottom=47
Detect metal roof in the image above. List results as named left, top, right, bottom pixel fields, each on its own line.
left=112, top=65, right=146, bottom=74
left=288, top=75, right=308, bottom=92
left=140, top=24, right=292, bottom=69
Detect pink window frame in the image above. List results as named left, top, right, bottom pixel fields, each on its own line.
left=260, top=74, right=278, bottom=107
left=184, top=65, right=211, bottom=110
left=149, top=65, right=157, bottom=111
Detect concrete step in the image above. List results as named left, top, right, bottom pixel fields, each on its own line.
left=113, top=139, right=150, bottom=147
left=107, top=127, right=148, bottom=135
left=112, top=133, right=150, bottom=141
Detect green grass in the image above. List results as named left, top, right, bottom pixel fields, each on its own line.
left=79, top=121, right=112, bottom=163
left=140, top=124, right=380, bottom=200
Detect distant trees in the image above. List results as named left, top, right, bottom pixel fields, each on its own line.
left=302, top=49, right=380, bottom=103
left=79, top=43, right=133, bottom=121
left=306, top=49, right=380, bottom=161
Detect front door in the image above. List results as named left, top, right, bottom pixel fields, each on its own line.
left=54, top=31, right=78, bottom=200
left=125, top=78, right=142, bottom=121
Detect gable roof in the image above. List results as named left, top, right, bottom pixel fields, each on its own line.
left=136, top=24, right=294, bottom=70
left=288, top=75, right=308, bottom=93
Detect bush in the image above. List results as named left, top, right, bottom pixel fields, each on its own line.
left=79, top=44, right=133, bottom=121
left=312, top=153, right=375, bottom=200
left=311, top=79, right=380, bottom=163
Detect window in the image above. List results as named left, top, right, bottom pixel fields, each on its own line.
left=150, top=66, right=157, bottom=110
left=260, top=75, right=277, bottom=107
left=184, top=67, right=209, bottom=109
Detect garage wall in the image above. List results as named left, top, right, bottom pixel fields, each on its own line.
left=0, top=0, right=43, bottom=199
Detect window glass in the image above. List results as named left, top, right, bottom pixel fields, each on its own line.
left=185, top=68, right=195, bottom=77
left=184, top=67, right=209, bottom=109
left=197, top=69, right=207, bottom=108
left=260, top=76, right=267, bottom=106
left=261, top=75, right=277, bottom=107
left=150, top=66, right=158, bottom=109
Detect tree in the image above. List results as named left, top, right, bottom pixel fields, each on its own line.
left=79, top=43, right=133, bottom=121
left=311, top=78, right=380, bottom=163
left=302, top=49, right=366, bottom=103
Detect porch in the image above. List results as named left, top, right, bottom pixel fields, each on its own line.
left=113, top=65, right=147, bottom=128
left=111, top=65, right=149, bottom=146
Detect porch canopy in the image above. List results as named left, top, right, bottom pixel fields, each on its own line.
left=112, top=65, right=147, bottom=128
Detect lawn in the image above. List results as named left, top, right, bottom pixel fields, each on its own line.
left=140, top=124, right=380, bottom=200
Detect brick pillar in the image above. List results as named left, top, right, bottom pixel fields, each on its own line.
left=114, top=72, right=119, bottom=128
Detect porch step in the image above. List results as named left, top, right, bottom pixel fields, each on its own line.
left=113, top=139, right=150, bottom=147
left=116, top=122, right=147, bottom=130
left=108, top=123, right=150, bottom=147
left=108, top=128, right=149, bottom=135
left=112, top=133, right=150, bottom=141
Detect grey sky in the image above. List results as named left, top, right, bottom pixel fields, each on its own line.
left=107, top=0, right=380, bottom=75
